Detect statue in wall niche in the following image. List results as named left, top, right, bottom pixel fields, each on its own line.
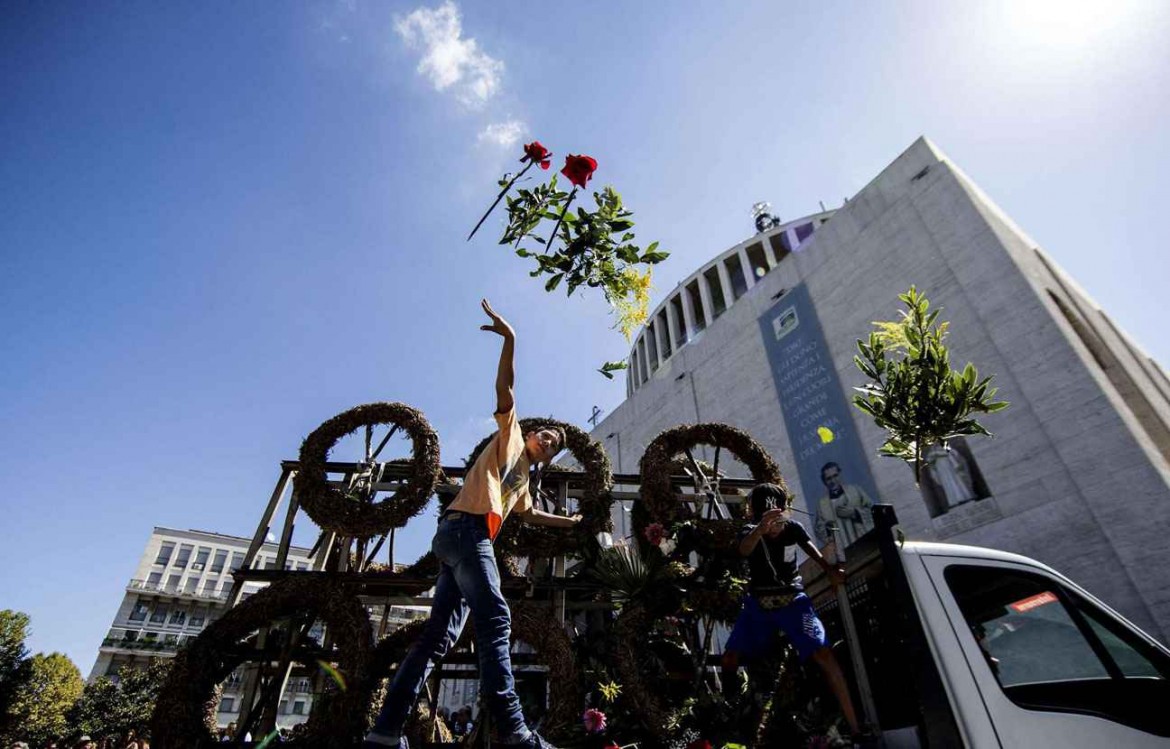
left=925, top=443, right=978, bottom=509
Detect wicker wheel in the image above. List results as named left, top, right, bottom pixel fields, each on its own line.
left=463, top=417, right=613, bottom=558
left=637, top=422, right=784, bottom=534
left=151, top=577, right=372, bottom=749
left=296, top=402, right=441, bottom=538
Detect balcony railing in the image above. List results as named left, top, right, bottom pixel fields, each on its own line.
left=100, top=635, right=177, bottom=653
left=127, top=578, right=230, bottom=601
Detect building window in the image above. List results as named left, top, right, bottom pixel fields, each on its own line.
left=146, top=572, right=162, bottom=586
left=165, top=574, right=181, bottom=593
left=219, top=697, right=236, bottom=713
left=724, top=254, right=748, bottom=300
left=794, top=222, right=814, bottom=245
left=685, top=280, right=706, bottom=332
left=183, top=577, right=200, bottom=594
left=154, top=542, right=175, bottom=566
left=192, top=547, right=211, bottom=571
left=703, top=266, right=727, bottom=317
left=919, top=438, right=992, bottom=518
left=174, top=544, right=193, bottom=568
left=210, top=549, right=228, bottom=574
left=296, top=563, right=309, bottom=571
left=230, top=552, right=245, bottom=572
left=769, top=231, right=792, bottom=263
left=169, top=609, right=187, bottom=626
left=150, top=604, right=169, bottom=624
left=164, top=634, right=179, bottom=645
left=190, top=610, right=206, bottom=628
left=657, top=311, right=672, bottom=359
left=745, top=242, right=769, bottom=279
left=645, top=328, right=659, bottom=372
left=129, top=602, right=149, bottom=622
left=293, top=700, right=306, bottom=715
left=670, top=295, right=689, bottom=344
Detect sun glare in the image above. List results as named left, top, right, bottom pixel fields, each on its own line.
left=1001, top=0, right=1143, bottom=49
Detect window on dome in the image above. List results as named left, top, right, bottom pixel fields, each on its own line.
left=746, top=242, right=769, bottom=279
left=703, top=267, right=727, bottom=318
left=725, top=254, right=748, bottom=300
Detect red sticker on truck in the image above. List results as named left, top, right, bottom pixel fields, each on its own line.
left=1009, top=591, right=1058, bottom=613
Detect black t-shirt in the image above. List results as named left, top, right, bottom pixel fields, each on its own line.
left=738, top=520, right=811, bottom=593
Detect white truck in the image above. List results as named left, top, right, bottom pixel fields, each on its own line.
left=801, top=504, right=1170, bottom=747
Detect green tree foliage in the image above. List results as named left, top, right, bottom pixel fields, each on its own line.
left=68, top=659, right=171, bottom=740
left=853, top=286, right=1009, bottom=481
left=2, top=652, right=83, bottom=746
left=0, top=610, right=32, bottom=737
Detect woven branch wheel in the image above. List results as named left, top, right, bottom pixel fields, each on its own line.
left=610, top=602, right=673, bottom=737
left=463, top=417, right=613, bottom=559
left=296, top=402, right=441, bottom=538
left=637, top=422, right=785, bottom=534
left=151, top=577, right=372, bottom=749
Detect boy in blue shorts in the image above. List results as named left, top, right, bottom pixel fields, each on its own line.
left=720, top=482, right=860, bottom=736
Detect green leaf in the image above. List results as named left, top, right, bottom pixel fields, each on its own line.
left=641, top=250, right=670, bottom=264
left=545, top=273, right=564, bottom=292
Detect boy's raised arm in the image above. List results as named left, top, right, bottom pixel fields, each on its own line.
left=480, top=298, right=515, bottom=414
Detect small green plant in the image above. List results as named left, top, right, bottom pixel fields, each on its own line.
left=853, top=286, right=1008, bottom=481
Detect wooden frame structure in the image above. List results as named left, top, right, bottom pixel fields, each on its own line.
left=217, top=457, right=764, bottom=741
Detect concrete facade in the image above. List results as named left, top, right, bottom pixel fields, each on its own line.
left=591, top=137, right=1170, bottom=643
left=89, top=527, right=320, bottom=729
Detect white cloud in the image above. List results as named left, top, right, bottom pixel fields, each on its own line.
left=395, top=2, right=504, bottom=106
left=478, top=120, right=526, bottom=148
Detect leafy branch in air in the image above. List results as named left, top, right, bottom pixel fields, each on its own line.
left=471, top=142, right=669, bottom=377
left=852, top=286, right=1009, bottom=481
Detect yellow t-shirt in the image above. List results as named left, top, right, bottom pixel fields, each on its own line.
left=448, top=405, right=531, bottom=540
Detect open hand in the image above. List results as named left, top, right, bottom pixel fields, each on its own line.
left=480, top=298, right=514, bottom=338
left=760, top=508, right=788, bottom=531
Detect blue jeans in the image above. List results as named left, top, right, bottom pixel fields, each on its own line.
left=367, top=513, right=531, bottom=745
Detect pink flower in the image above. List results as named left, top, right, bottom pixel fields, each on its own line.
left=582, top=708, right=607, bottom=734
left=643, top=522, right=666, bottom=546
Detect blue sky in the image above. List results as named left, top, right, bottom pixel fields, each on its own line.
left=2, top=1, right=1168, bottom=672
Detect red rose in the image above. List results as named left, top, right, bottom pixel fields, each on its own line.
left=521, top=141, right=552, bottom=170
left=643, top=522, right=666, bottom=546
left=561, top=154, right=598, bottom=188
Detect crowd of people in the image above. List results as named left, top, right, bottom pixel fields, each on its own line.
left=7, top=730, right=148, bottom=749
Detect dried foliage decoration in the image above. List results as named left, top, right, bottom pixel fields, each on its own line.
left=151, top=577, right=372, bottom=749
left=296, top=402, right=442, bottom=538
left=638, top=423, right=784, bottom=532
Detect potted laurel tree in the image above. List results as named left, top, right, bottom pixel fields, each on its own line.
left=468, top=140, right=669, bottom=378
left=852, top=286, right=1009, bottom=484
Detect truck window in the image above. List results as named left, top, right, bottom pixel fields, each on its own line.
left=944, top=564, right=1170, bottom=736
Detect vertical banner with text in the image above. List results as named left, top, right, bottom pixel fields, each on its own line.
left=758, top=284, right=881, bottom=548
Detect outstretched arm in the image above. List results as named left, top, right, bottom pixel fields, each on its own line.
left=798, top=538, right=846, bottom=587
left=480, top=298, right=515, bottom=414
left=520, top=505, right=582, bottom=528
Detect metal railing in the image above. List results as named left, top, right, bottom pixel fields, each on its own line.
left=127, top=578, right=230, bottom=601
